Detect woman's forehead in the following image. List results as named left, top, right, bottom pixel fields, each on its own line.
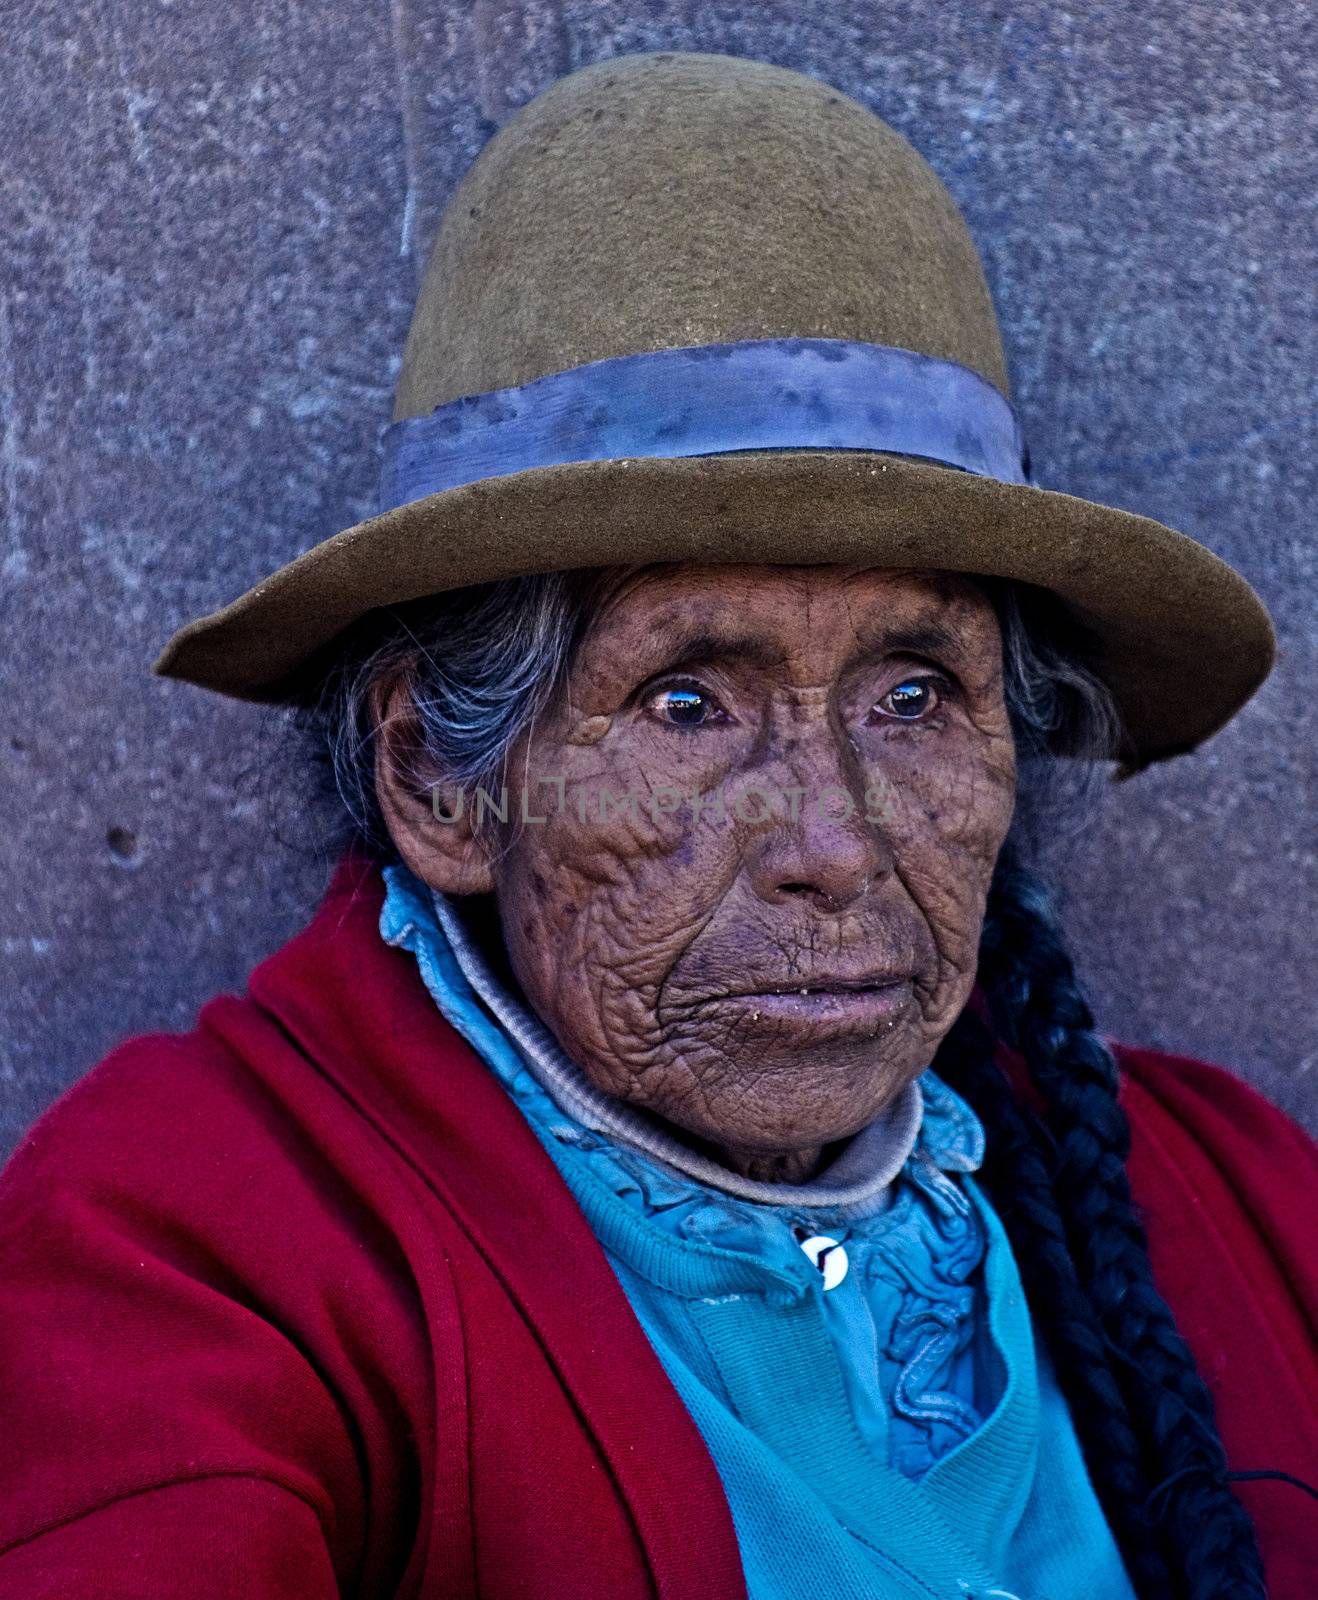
left=581, top=563, right=999, bottom=660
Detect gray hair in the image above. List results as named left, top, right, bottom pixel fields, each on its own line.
left=297, top=567, right=1122, bottom=869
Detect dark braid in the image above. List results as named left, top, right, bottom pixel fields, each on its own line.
left=936, top=841, right=1268, bottom=1599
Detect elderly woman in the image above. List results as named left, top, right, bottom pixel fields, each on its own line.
left=1, top=49, right=1314, bottom=1600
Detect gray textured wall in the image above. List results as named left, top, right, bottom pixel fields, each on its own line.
left=3, top=1, right=1314, bottom=1159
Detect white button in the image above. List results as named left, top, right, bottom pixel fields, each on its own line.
left=799, top=1234, right=849, bottom=1290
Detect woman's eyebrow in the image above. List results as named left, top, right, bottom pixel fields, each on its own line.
left=856, top=621, right=967, bottom=663
left=646, top=633, right=786, bottom=673
left=636, top=622, right=969, bottom=679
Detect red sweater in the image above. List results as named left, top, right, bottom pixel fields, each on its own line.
left=0, top=851, right=1314, bottom=1598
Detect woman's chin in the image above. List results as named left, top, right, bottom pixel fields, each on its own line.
left=653, top=1040, right=924, bottom=1162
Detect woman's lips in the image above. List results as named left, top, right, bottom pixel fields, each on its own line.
left=706, top=979, right=914, bottom=1034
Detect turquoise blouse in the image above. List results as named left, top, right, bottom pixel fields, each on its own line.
left=380, top=862, right=1137, bottom=1600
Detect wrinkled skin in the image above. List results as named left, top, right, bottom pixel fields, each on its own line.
left=377, top=565, right=1017, bottom=1184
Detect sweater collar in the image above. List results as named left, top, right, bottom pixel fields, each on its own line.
left=378, top=860, right=983, bottom=1213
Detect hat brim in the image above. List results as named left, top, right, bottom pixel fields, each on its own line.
left=152, top=449, right=1275, bottom=770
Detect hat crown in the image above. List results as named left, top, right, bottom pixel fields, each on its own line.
left=394, top=51, right=1011, bottom=421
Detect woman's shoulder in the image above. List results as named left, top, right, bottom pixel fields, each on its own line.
left=1, top=994, right=324, bottom=1213
left=0, top=853, right=397, bottom=1218
left=1107, top=1039, right=1318, bottom=1564
left=0, top=1005, right=402, bottom=1586
left=1109, top=1037, right=1317, bottom=1173
left=1108, top=1037, right=1316, bottom=1385
left=1109, top=1036, right=1317, bottom=1272
left=0, top=880, right=432, bottom=1286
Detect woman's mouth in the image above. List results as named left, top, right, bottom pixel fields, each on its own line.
left=707, top=978, right=915, bottom=1035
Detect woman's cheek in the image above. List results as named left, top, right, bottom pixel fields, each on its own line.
left=872, top=732, right=1013, bottom=849
left=499, top=797, right=730, bottom=1001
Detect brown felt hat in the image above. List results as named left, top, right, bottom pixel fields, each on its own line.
left=153, top=49, right=1275, bottom=771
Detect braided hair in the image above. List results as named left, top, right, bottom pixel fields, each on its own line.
left=933, top=586, right=1268, bottom=1599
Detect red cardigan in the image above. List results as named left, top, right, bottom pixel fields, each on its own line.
left=0, top=851, right=1314, bottom=1598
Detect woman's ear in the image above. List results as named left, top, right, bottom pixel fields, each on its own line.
left=371, top=674, right=496, bottom=895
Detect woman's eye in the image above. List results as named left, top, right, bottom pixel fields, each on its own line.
left=647, top=683, right=727, bottom=727
left=873, top=677, right=942, bottom=721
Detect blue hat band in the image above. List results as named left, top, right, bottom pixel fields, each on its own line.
left=378, top=335, right=1034, bottom=515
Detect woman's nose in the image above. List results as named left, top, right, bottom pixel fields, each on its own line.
left=739, top=746, right=893, bottom=914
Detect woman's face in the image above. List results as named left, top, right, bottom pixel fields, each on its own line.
left=392, top=565, right=1017, bottom=1179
